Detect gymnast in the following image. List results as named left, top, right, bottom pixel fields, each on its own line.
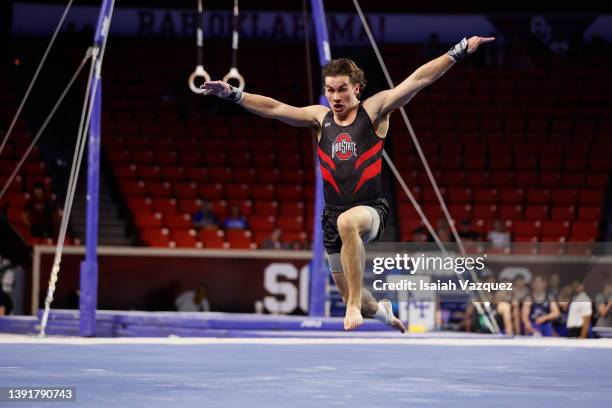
left=201, top=36, right=494, bottom=331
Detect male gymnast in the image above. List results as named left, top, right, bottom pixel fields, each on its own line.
left=202, top=36, right=494, bottom=331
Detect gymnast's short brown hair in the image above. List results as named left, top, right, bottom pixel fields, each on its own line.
left=322, top=58, right=367, bottom=91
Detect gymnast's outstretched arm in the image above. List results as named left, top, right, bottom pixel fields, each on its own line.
left=363, top=36, right=495, bottom=119
left=200, top=80, right=328, bottom=129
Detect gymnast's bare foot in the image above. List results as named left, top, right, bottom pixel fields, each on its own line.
left=378, top=300, right=406, bottom=333
left=344, top=306, right=363, bottom=330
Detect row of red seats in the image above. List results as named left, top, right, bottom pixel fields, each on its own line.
left=113, top=165, right=315, bottom=184
left=399, top=218, right=599, bottom=243
left=134, top=212, right=307, bottom=232
left=119, top=181, right=315, bottom=201
left=397, top=188, right=604, bottom=206
left=140, top=227, right=308, bottom=249
left=127, top=197, right=308, bottom=217
left=106, top=149, right=315, bottom=168
left=395, top=172, right=608, bottom=189
left=398, top=203, right=601, bottom=223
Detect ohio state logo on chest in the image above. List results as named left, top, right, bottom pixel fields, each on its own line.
left=331, top=133, right=358, bottom=160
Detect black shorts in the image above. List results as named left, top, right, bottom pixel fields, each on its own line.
left=321, top=198, right=389, bottom=254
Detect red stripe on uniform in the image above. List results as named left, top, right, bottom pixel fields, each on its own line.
left=354, top=140, right=382, bottom=170
left=354, top=158, right=381, bottom=193
left=317, top=146, right=336, bottom=171
left=320, top=164, right=340, bottom=194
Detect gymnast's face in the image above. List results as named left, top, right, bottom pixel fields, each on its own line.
left=324, top=75, right=360, bottom=118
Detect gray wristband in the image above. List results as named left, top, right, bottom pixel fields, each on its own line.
left=447, top=38, right=468, bottom=62
left=225, top=84, right=243, bottom=103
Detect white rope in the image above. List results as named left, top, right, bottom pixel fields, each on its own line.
left=352, top=0, right=499, bottom=334
left=39, top=0, right=116, bottom=337
left=0, top=0, right=75, bottom=158
left=39, top=46, right=98, bottom=336
left=0, top=47, right=94, bottom=201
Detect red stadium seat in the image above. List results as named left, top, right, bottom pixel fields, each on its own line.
left=280, top=169, right=305, bottom=184
left=257, top=169, right=280, bottom=183
left=208, top=168, right=232, bottom=183
left=136, top=166, right=161, bottom=181
left=178, top=199, right=202, bottom=214
left=277, top=185, right=303, bottom=200
left=277, top=215, right=304, bottom=232
left=562, top=173, right=585, bottom=188
left=146, top=181, right=172, bottom=197
left=179, top=152, right=202, bottom=166
left=579, top=190, right=604, bottom=205
left=199, top=229, right=228, bottom=248
left=251, top=184, right=275, bottom=200
left=127, top=197, right=152, bottom=213
left=163, top=213, right=192, bottom=228
left=524, top=205, right=548, bottom=221
left=233, top=168, right=257, bottom=183
left=512, top=220, right=541, bottom=239
left=570, top=222, right=599, bottom=242
left=472, top=204, right=497, bottom=221
left=550, top=206, right=575, bottom=221
left=224, top=183, right=250, bottom=200
left=199, top=183, right=224, bottom=200
left=140, top=227, right=170, bottom=246
left=551, top=189, right=578, bottom=206
left=135, top=212, right=163, bottom=228
left=249, top=215, right=276, bottom=231
left=151, top=198, right=177, bottom=213
left=473, top=188, right=498, bottom=205
left=578, top=206, right=602, bottom=222
left=448, top=204, right=472, bottom=221
left=160, top=166, right=184, bottom=181
left=119, top=180, right=146, bottom=196
left=490, top=172, right=514, bottom=187
left=132, top=150, right=154, bottom=165
left=447, top=188, right=472, bottom=204
left=525, top=189, right=550, bottom=205
left=183, top=167, right=208, bottom=183
left=226, top=229, right=255, bottom=249
left=254, top=201, right=278, bottom=216
left=499, top=188, right=524, bottom=205
left=174, top=182, right=199, bottom=199
left=514, top=173, right=538, bottom=188
left=541, top=221, right=570, bottom=241
left=171, top=228, right=201, bottom=248
left=280, top=201, right=304, bottom=216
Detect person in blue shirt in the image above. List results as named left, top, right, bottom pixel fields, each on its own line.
left=223, top=205, right=249, bottom=230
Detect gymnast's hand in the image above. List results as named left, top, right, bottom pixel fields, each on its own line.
left=466, top=36, right=495, bottom=54
left=199, top=80, right=232, bottom=97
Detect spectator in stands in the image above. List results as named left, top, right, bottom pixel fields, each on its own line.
left=175, top=283, right=211, bottom=312
left=192, top=200, right=219, bottom=230
left=553, top=285, right=572, bottom=336
left=458, top=219, right=481, bottom=242
left=493, top=277, right=514, bottom=335
left=261, top=228, right=285, bottom=250
left=487, top=219, right=510, bottom=249
left=594, top=282, right=611, bottom=330
left=22, top=182, right=62, bottom=238
left=511, top=274, right=530, bottom=335
left=0, top=285, right=12, bottom=315
left=411, top=226, right=430, bottom=243
left=289, top=240, right=308, bottom=250
left=522, top=275, right=560, bottom=336
left=435, top=219, right=451, bottom=242
left=223, top=205, right=249, bottom=230
left=548, top=273, right=560, bottom=300
left=566, top=281, right=592, bottom=338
